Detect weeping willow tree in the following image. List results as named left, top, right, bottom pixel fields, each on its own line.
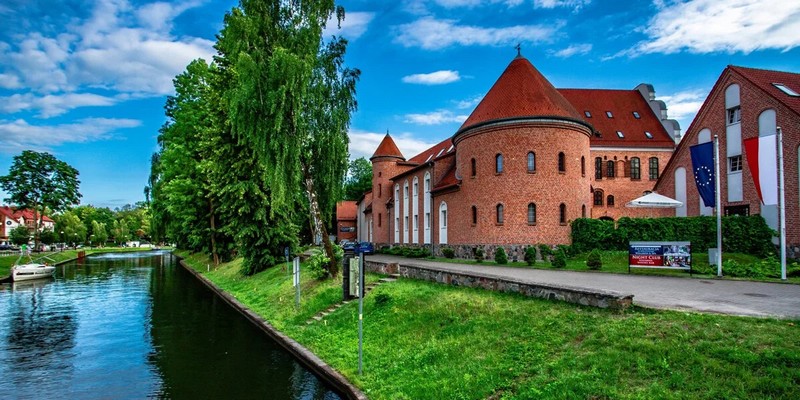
left=216, top=0, right=359, bottom=276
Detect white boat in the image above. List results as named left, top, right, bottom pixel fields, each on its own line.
left=12, top=262, right=56, bottom=281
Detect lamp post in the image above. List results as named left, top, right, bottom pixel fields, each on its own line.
left=90, top=234, right=95, bottom=249
left=60, top=231, right=64, bottom=252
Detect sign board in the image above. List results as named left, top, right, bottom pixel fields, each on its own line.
left=629, top=241, right=692, bottom=270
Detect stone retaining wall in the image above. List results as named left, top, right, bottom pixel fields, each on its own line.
left=365, top=260, right=632, bottom=310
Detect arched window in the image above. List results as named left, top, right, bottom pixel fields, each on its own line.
left=649, top=157, right=659, bottom=180
left=527, top=203, right=536, bottom=225
left=471, top=206, right=477, bottom=225
left=470, top=158, right=476, bottom=177
left=607, top=195, right=615, bottom=207
left=496, top=204, right=504, bottom=224
left=412, top=177, right=419, bottom=244
left=439, top=202, right=448, bottom=244
left=558, top=152, right=566, bottom=172
left=581, top=204, right=586, bottom=218
left=378, top=184, right=382, bottom=197
left=630, top=157, right=641, bottom=180
left=394, top=184, right=400, bottom=243
left=593, top=190, right=604, bottom=206
left=559, top=203, right=567, bottom=224
left=496, top=154, right=503, bottom=174
left=606, top=160, right=615, bottom=178
left=424, top=172, right=431, bottom=244
left=581, top=156, right=585, bottom=176
left=595, top=157, right=603, bottom=179
left=527, top=152, right=536, bottom=172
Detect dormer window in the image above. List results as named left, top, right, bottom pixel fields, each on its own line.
left=436, top=148, right=445, bottom=158
left=616, top=131, right=624, bottom=138
left=632, top=111, right=641, bottom=119
left=773, top=83, right=800, bottom=97
left=584, top=111, right=592, bottom=118
left=605, top=111, right=613, bottom=118
left=644, top=131, right=653, bottom=139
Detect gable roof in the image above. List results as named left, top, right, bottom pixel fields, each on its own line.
left=729, top=65, right=800, bottom=116
left=458, top=55, right=584, bottom=134
left=560, top=89, right=675, bottom=148
left=407, top=138, right=453, bottom=164
left=370, top=134, right=405, bottom=161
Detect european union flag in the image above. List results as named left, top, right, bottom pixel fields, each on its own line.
left=690, top=142, right=715, bottom=207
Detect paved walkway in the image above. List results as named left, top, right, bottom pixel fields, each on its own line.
left=368, top=255, right=800, bottom=319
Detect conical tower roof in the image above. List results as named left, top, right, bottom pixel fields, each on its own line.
left=458, top=55, right=584, bottom=134
left=370, top=133, right=405, bottom=161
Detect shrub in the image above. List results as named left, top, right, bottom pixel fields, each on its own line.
left=474, top=247, right=485, bottom=263
left=524, top=246, right=537, bottom=266
left=494, top=247, right=508, bottom=264
left=442, top=247, right=455, bottom=259
left=538, top=244, right=552, bottom=260
left=557, top=244, right=574, bottom=257
left=408, top=247, right=431, bottom=258
left=552, top=250, right=567, bottom=268
left=308, top=251, right=331, bottom=280
left=586, top=249, right=602, bottom=270
left=374, top=292, right=392, bottom=307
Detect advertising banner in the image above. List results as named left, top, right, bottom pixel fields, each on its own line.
left=629, top=241, right=692, bottom=270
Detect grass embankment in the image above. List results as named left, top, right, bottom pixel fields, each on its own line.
left=179, top=250, right=800, bottom=400
left=0, top=247, right=164, bottom=278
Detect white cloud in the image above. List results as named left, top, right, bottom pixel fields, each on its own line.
left=404, top=110, right=469, bottom=125
left=455, top=95, right=483, bottom=109
left=660, top=89, right=706, bottom=131
left=0, top=73, right=21, bottom=89
left=534, top=0, right=591, bottom=10
left=395, top=17, right=561, bottom=50
left=552, top=43, right=592, bottom=57
left=323, top=11, right=375, bottom=40
left=632, top=0, right=800, bottom=55
left=348, top=129, right=439, bottom=160
left=402, top=70, right=461, bottom=85
left=0, top=93, right=118, bottom=118
left=434, top=0, right=524, bottom=8
left=0, top=117, right=141, bottom=153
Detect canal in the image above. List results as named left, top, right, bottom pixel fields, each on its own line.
left=0, top=251, right=342, bottom=399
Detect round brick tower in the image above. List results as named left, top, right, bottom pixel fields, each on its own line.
left=451, top=55, right=593, bottom=245
left=369, top=134, right=406, bottom=246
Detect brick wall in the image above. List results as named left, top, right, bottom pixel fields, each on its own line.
left=371, top=157, right=412, bottom=245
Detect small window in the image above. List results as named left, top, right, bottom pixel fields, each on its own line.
left=593, top=190, right=604, bottom=206
left=644, top=190, right=652, bottom=195
left=773, top=83, right=800, bottom=97
left=644, top=131, right=653, bottom=139
left=606, top=160, right=615, bottom=178
left=632, top=111, right=641, bottom=119
left=559, top=203, right=567, bottom=224
left=605, top=111, right=613, bottom=118
left=729, top=155, right=743, bottom=172
left=471, top=158, right=476, bottom=177
left=496, top=154, right=503, bottom=174
left=581, top=204, right=586, bottom=218
left=378, top=184, right=382, bottom=197
left=584, top=111, right=592, bottom=118
left=471, top=206, right=477, bottom=225
left=378, top=213, right=382, bottom=227
left=594, top=157, right=603, bottom=180
left=616, top=131, right=624, bottom=138
left=727, top=106, right=741, bottom=125
left=649, top=157, right=659, bottom=180
left=425, top=154, right=433, bottom=162
left=527, top=203, right=536, bottom=225
left=496, top=204, right=504, bottom=224
left=447, top=145, right=454, bottom=153
left=527, top=152, right=536, bottom=172
left=581, top=156, right=585, bottom=177
left=558, top=152, right=566, bottom=172
left=436, top=148, right=445, bottom=157
left=630, top=157, right=641, bottom=180
left=607, top=195, right=615, bottom=207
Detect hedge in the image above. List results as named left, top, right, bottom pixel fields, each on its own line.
left=571, top=215, right=775, bottom=256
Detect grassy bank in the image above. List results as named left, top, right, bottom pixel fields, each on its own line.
left=180, top=250, right=799, bottom=400
left=0, top=247, right=164, bottom=278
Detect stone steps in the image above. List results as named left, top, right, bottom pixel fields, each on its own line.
left=305, top=274, right=400, bottom=325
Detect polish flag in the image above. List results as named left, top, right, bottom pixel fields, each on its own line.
left=743, top=135, right=778, bottom=205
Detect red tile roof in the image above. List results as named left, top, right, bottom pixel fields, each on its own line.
left=458, top=56, right=583, bottom=133
left=431, top=162, right=460, bottom=193
left=407, top=137, right=453, bottom=164
left=729, top=65, right=800, bottom=116
left=559, top=89, right=675, bottom=148
left=1, top=206, right=54, bottom=222
left=370, top=134, right=405, bottom=161
left=336, top=201, right=358, bottom=221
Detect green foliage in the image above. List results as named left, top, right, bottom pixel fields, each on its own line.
left=524, top=246, right=537, bottom=266
left=586, top=249, right=603, bottom=270
left=556, top=244, right=574, bottom=257
left=39, top=228, right=56, bottom=245
left=571, top=216, right=775, bottom=256
left=474, top=247, right=485, bottom=263
left=9, top=226, right=30, bottom=245
left=374, top=292, right=392, bottom=307
left=54, top=210, right=87, bottom=244
left=90, top=220, right=108, bottom=245
left=494, top=247, right=508, bottom=264
left=343, top=157, right=373, bottom=201
left=441, top=247, right=455, bottom=259
left=538, top=244, right=553, bottom=259
left=308, top=251, right=332, bottom=280
left=552, top=250, right=567, bottom=268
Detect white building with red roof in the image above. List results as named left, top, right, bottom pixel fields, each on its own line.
left=0, top=205, right=56, bottom=244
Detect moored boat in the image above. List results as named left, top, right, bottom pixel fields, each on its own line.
left=12, top=262, right=56, bottom=281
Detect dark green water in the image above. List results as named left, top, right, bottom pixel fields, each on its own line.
left=0, top=251, right=342, bottom=399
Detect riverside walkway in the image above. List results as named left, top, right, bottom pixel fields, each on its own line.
left=368, top=254, right=800, bottom=319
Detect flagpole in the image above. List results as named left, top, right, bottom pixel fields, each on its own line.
left=714, top=135, right=723, bottom=276
left=777, top=127, right=787, bottom=281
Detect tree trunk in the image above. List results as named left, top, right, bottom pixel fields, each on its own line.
left=33, top=205, right=42, bottom=250
left=209, top=198, right=220, bottom=266
left=302, top=163, right=338, bottom=278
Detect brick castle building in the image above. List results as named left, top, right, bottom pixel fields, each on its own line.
left=356, top=54, right=679, bottom=258
left=655, top=66, right=800, bottom=255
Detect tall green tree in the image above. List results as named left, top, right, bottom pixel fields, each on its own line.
left=9, top=226, right=30, bottom=246
left=343, top=157, right=372, bottom=200
left=217, top=0, right=358, bottom=276
left=54, top=210, right=87, bottom=245
left=0, top=150, right=81, bottom=247
left=91, top=220, right=108, bottom=246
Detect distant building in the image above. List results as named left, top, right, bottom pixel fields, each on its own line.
left=357, top=54, right=678, bottom=258
left=655, top=65, right=800, bottom=255
left=335, top=201, right=358, bottom=243
left=0, top=205, right=55, bottom=244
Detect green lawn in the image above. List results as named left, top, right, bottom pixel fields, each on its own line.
left=0, top=247, right=166, bottom=278
left=179, top=251, right=800, bottom=400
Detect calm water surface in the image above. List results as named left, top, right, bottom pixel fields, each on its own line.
left=0, top=251, right=342, bottom=399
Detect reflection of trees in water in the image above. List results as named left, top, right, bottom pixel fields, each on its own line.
left=2, top=282, right=78, bottom=390
left=146, top=256, right=339, bottom=399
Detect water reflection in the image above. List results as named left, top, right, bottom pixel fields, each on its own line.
left=0, top=251, right=341, bottom=399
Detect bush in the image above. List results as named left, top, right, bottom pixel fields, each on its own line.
left=556, top=244, right=574, bottom=257
left=374, top=292, right=392, bottom=307
left=474, top=247, right=485, bottom=263
left=494, top=247, right=508, bottom=264
left=538, top=244, right=552, bottom=260
left=586, top=249, right=602, bottom=270
left=442, top=247, right=455, bottom=259
left=524, top=246, right=537, bottom=266
left=552, top=250, right=567, bottom=268
left=308, top=251, right=331, bottom=280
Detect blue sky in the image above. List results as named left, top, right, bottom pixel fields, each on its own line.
left=1, top=0, right=798, bottom=208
